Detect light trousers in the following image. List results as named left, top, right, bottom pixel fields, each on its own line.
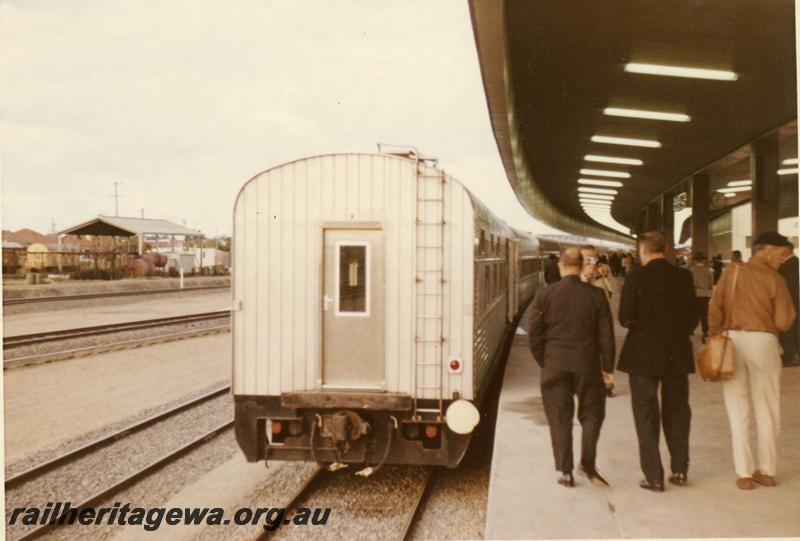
left=722, top=331, right=782, bottom=477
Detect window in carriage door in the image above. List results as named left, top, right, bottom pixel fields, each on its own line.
left=336, top=242, right=369, bottom=316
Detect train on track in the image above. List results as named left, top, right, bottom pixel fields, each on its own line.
left=232, top=152, right=629, bottom=472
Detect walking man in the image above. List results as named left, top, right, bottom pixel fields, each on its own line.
left=688, top=252, right=714, bottom=343
left=529, top=247, right=615, bottom=488
left=544, top=253, right=561, bottom=284
left=618, top=231, right=698, bottom=491
left=709, top=232, right=796, bottom=489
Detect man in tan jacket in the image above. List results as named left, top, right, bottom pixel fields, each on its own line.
left=709, top=231, right=796, bottom=490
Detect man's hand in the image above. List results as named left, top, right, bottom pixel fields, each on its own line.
left=602, top=371, right=614, bottom=388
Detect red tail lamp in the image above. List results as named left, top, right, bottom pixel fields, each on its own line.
left=271, top=420, right=283, bottom=435
left=424, top=424, right=439, bottom=439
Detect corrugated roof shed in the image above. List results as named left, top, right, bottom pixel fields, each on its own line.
left=59, top=216, right=201, bottom=237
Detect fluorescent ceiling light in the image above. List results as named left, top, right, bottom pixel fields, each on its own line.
left=591, top=135, right=661, bottom=148
left=579, top=168, right=631, bottom=178
left=583, top=206, right=612, bottom=211
left=727, top=179, right=752, bottom=187
left=578, top=178, right=624, bottom=187
left=718, top=186, right=751, bottom=193
left=578, top=187, right=618, bottom=195
left=584, top=154, right=643, bottom=166
left=604, top=107, right=690, bottom=122
left=778, top=167, right=799, bottom=175
left=624, top=63, right=738, bottom=81
left=580, top=194, right=615, bottom=201
left=783, top=158, right=798, bottom=165
left=724, top=193, right=737, bottom=198
left=582, top=200, right=612, bottom=205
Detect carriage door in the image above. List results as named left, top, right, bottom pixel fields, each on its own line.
left=322, top=229, right=385, bottom=390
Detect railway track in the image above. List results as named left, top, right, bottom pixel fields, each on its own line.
left=7, top=385, right=233, bottom=541
left=3, top=310, right=231, bottom=349
left=253, top=466, right=436, bottom=541
left=399, top=467, right=437, bottom=540
left=2, top=285, right=229, bottom=306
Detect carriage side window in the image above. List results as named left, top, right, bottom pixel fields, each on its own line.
left=483, top=265, right=490, bottom=312
left=337, top=244, right=368, bottom=314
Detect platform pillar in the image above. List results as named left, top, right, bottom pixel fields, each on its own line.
left=750, top=132, right=780, bottom=236
left=660, top=192, right=675, bottom=259
left=691, top=173, right=710, bottom=257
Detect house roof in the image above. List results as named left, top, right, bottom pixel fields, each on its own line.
left=59, top=216, right=201, bottom=237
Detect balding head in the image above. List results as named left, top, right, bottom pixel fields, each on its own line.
left=559, top=246, right=583, bottom=276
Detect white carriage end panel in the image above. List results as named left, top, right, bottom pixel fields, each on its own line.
left=304, top=157, right=324, bottom=390
left=383, top=157, right=402, bottom=393
left=232, top=183, right=247, bottom=393
left=293, top=160, right=309, bottom=391
left=249, top=153, right=421, bottom=396
left=396, top=158, right=416, bottom=395
left=446, top=181, right=475, bottom=401
left=412, top=165, right=475, bottom=402
left=234, top=153, right=475, bottom=399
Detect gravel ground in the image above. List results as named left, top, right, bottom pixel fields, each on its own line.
left=272, top=465, right=429, bottom=541
left=4, top=316, right=230, bottom=366
left=4, top=333, right=230, bottom=461
left=186, top=463, right=322, bottom=541
left=44, top=432, right=240, bottom=541
left=5, top=383, right=233, bottom=541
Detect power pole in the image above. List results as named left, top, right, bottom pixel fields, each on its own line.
left=51, top=218, right=56, bottom=235
left=140, top=208, right=144, bottom=219
left=110, top=182, right=124, bottom=217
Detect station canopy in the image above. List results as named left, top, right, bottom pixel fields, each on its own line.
left=469, top=0, right=797, bottom=242
left=59, top=216, right=201, bottom=238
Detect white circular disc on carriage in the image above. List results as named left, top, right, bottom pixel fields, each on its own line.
left=446, top=399, right=481, bottom=435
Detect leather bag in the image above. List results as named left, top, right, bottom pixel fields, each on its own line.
left=697, top=265, right=740, bottom=381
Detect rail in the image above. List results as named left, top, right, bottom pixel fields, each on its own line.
left=3, top=310, right=231, bottom=348
left=5, top=384, right=231, bottom=490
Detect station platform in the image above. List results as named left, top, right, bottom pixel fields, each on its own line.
left=486, top=293, right=800, bottom=539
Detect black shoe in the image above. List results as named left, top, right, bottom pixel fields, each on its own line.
left=639, top=479, right=664, bottom=492
left=578, top=465, right=610, bottom=487
left=668, top=472, right=688, bottom=486
left=558, top=472, right=575, bottom=487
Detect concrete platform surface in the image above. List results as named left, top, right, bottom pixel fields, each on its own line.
left=486, top=296, right=800, bottom=539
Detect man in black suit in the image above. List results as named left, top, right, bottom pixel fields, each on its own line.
left=544, top=253, right=561, bottom=284
left=529, top=247, right=615, bottom=487
left=618, top=231, right=698, bottom=491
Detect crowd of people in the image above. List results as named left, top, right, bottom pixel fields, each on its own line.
left=543, top=249, right=636, bottom=286
left=528, top=230, right=798, bottom=492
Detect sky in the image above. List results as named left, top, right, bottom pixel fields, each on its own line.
left=0, top=0, right=561, bottom=237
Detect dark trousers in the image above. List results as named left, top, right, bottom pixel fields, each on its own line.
left=629, top=374, right=691, bottom=484
left=541, top=367, right=606, bottom=473
left=780, top=314, right=799, bottom=364
left=696, top=297, right=710, bottom=335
